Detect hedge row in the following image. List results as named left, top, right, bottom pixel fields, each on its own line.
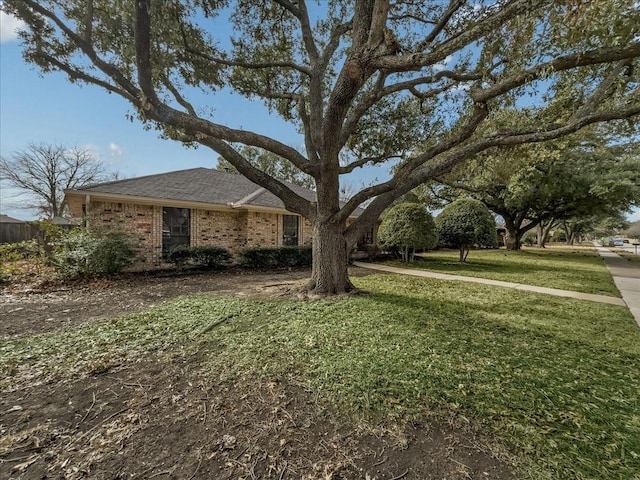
left=164, top=245, right=232, bottom=269
left=237, top=246, right=312, bottom=269
left=165, top=245, right=312, bottom=270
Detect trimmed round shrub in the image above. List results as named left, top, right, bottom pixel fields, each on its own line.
left=378, top=202, right=437, bottom=262
left=436, top=198, right=497, bottom=262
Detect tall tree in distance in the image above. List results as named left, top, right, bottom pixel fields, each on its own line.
left=0, top=143, right=110, bottom=219
left=435, top=127, right=640, bottom=250
left=216, top=146, right=315, bottom=190
left=3, top=1, right=639, bottom=293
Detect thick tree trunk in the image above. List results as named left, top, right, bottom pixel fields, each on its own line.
left=309, top=219, right=353, bottom=294
left=537, top=221, right=555, bottom=248
left=566, top=232, right=576, bottom=245
left=505, top=224, right=522, bottom=250
left=536, top=225, right=545, bottom=248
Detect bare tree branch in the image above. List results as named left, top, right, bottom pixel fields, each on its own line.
left=372, top=0, right=547, bottom=71
left=471, top=44, right=640, bottom=103
left=162, top=77, right=197, bottom=116
left=0, top=144, right=110, bottom=218
left=195, top=54, right=312, bottom=76
left=293, top=0, right=320, bottom=64
left=338, top=154, right=401, bottom=174
left=198, top=137, right=317, bottom=221
left=419, top=0, right=464, bottom=48
left=23, top=0, right=140, bottom=100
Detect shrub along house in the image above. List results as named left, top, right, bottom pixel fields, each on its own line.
left=64, top=168, right=369, bottom=268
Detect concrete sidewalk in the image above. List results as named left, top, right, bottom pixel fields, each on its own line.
left=594, top=246, right=640, bottom=327
left=352, top=261, right=627, bottom=307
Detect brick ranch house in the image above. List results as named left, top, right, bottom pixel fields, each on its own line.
left=64, top=168, right=372, bottom=267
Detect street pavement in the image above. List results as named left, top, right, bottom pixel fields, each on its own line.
left=617, top=243, right=640, bottom=256
left=594, top=245, right=640, bottom=327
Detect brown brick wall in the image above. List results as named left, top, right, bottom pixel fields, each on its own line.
left=88, top=201, right=317, bottom=268
left=192, top=209, right=246, bottom=252
left=86, top=201, right=161, bottom=266
left=246, top=211, right=279, bottom=247
left=301, top=217, right=313, bottom=245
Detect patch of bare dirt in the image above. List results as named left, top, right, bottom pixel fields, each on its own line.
left=1, top=267, right=517, bottom=479
left=1, top=357, right=515, bottom=479
left=0, top=268, right=337, bottom=338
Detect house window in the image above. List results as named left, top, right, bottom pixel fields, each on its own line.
left=163, top=207, right=190, bottom=256
left=282, top=215, right=299, bottom=246
left=360, top=227, right=375, bottom=245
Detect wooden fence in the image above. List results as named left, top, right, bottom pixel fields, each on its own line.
left=0, top=223, right=39, bottom=244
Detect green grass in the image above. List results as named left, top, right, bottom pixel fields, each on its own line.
left=385, top=247, right=620, bottom=296
left=2, top=275, right=639, bottom=479
left=616, top=250, right=640, bottom=268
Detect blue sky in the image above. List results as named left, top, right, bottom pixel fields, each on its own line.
left=1, top=9, right=638, bottom=223
left=0, top=11, right=297, bottom=219
left=0, top=9, right=389, bottom=221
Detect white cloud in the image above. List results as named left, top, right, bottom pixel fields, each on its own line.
left=79, top=143, right=123, bottom=166
left=108, top=142, right=123, bottom=158
left=0, top=10, right=25, bottom=43
left=433, top=55, right=453, bottom=72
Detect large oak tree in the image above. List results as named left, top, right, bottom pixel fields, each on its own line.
left=4, top=0, right=639, bottom=293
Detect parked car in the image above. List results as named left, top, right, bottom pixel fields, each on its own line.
left=613, top=238, right=624, bottom=247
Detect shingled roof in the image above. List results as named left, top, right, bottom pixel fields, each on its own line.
left=0, top=214, right=26, bottom=224
left=66, top=168, right=320, bottom=211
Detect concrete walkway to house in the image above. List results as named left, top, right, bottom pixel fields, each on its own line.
left=352, top=261, right=628, bottom=307
left=594, top=245, right=640, bottom=327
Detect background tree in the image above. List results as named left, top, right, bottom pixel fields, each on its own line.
left=217, top=146, right=315, bottom=190
left=436, top=127, right=640, bottom=250
left=623, top=221, right=640, bottom=240
left=0, top=143, right=111, bottom=219
left=378, top=203, right=437, bottom=262
left=588, top=214, right=631, bottom=240
left=535, top=219, right=559, bottom=248
left=4, top=0, right=639, bottom=293
left=558, top=214, right=622, bottom=245
left=436, top=198, right=497, bottom=262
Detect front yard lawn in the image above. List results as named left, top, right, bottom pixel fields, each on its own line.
left=385, top=246, right=620, bottom=296
left=2, top=274, right=638, bottom=479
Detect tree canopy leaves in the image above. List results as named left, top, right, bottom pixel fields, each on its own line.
left=3, top=0, right=639, bottom=291
left=436, top=125, right=640, bottom=249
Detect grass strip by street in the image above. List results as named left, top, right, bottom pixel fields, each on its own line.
left=384, top=247, right=621, bottom=297
left=615, top=250, right=640, bottom=268
left=1, top=274, right=638, bottom=479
